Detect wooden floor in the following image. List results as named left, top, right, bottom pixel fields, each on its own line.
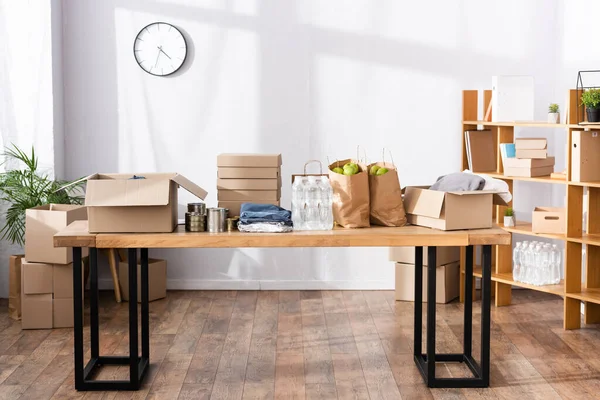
left=0, top=290, right=599, bottom=400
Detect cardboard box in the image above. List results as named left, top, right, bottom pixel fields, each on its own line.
left=389, top=246, right=460, bottom=266
left=71, top=173, right=207, bottom=233
left=53, top=263, right=81, bottom=299
left=217, top=154, right=282, bottom=168
left=218, top=167, right=280, bottom=179
left=25, top=204, right=88, bottom=264
left=532, top=207, right=566, bottom=234
left=504, top=165, right=554, bottom=177
left=9, top=255, right=23, bottom=320
left=217, top=190, right=280, bottom=201
left=515, top=149, right=547, bottom=159
left=119, top=258, right=167, bottom=303
left=217, top=178, right=281, bottom=191
left=22, top=261, right=53, bottom=294
left=53, top=298, right=74, bottom=328
left=404, top=186, right=504, bottom=231
left=515, top=138, right=547, bottom=150
left=571, top=131, right=600, bottom=182
left=218, top=201, right=281, bottom=217
left=503, top=156, right=554, bottom=169
left=21, top=293, right=53, bottom=329
left=394, top=262, right=460, bottom=304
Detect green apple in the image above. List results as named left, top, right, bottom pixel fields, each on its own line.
left=344, top=162, right=359, bottom=174
left=332, top=167, right=344, bottom=174
left=369, top=165, right=381, bottom=175
left=343, top=165, right=356, bottom=176
left=376, top=167, right=389, bottom=176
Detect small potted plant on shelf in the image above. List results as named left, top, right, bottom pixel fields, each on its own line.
left=581, top=88, right=600, bottom=123
left=548, top=103, right=560, bottom=123
left=503, top=207, right=516, bottom=228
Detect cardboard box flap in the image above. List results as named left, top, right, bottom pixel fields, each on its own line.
left=403, top=187, right=445, bottom=219
left=54, top=173, right=98, bottom=193
left=86, top=179, right=171, bottom=206
left=171, top=174, right=208, bottom=200
left=445, top=190, right=498, bottom=196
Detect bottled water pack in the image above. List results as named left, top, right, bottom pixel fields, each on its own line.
left=512, top=240, right=563, bottom=286
left=292, top=176, right=334, bottom=231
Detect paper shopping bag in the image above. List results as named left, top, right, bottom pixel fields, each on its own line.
left=328, top=159, right=370, bottom=228
left=9, top=255, right=23, bottom=320
left=368, top=162, right=407, bottom=227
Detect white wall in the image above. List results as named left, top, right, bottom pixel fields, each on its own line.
left=62, top=0, right=564, bottom=289
left=0, top=1, right=63, bottom=297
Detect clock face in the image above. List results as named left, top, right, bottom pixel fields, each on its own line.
left=133, top=22, right=187, bottom=76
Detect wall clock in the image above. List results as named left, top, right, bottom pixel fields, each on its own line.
left=133, top=22, right=187, bottom=76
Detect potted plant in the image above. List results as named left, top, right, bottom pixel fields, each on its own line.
left=503, top=207, right=516, bottom=227
left=581, top=89, right=600, bottom=123
left=548, top=103, right=560, bottom=124
left=0, top=144, right=84, bottom=320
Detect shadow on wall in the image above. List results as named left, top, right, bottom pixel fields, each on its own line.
left=64, top=0, right=552, bottom=287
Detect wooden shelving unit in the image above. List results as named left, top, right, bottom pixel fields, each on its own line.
left=460, top=89, right=600, bottom=330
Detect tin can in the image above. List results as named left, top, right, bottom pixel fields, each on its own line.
left=185, top=212, right=205, bottom=232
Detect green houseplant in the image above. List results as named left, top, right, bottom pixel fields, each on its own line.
left=503, top=207, right=515, bottom=228
left=0, top=144, right=84, bottom=246
left=548, top=103, right=560, bottom=124
left=581, top=89, right=600, bottom=123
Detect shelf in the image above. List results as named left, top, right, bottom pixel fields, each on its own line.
left=502, top=221, right=567, bottom=241
left=568, top=180, right=600, bottom=188
left=568, top=233, right=600, bottom=247
left=484, top=172, right=567, bottom=185
left=463, top=120, right=581, bottom=129
left=469, top=266, right=565, bottom=296
left=566, top=288, right=600, bottom=305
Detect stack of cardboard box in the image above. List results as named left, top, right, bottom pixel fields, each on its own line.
left=216, top=154, right=282, bottom=217
left=22, top=205, right=87, bottom=329
left=504, top=138, right=555, bottom=177
left=389, top=246, right=460, bottom=304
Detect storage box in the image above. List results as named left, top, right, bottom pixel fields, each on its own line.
left=503, top=156, right=554, bottom=169
left=515, top=149, right=547, bottom=159
left=403, top=186, right=504, bottom=231
left=217, top=154, right=282, bottom=168
left=217, top=178, right=281, bottom=191
left=504, top=165, right=554, bottom=177
left=394, top=262, right=460, bottom=303
left=217, top=190, right=280, bottom=201
left=25, top=204, right=88, bottom=264
left=218, top=201, right=281, bottom=217
left=218, top=167, right=280, bottom=179
left=21, top=293, right=53, bottom=329
left=532, top=207, right=566, bottom=234
left=389, top=246, right=460, bottom=267
left=69, top=173, right=207, bottom=233
left=571, top=131, right=600, bottom=182
left=52, top=298, right=74, bottom=328
left=22, top=261, right=53, bottom=294
left=515, top=138, right=547, bottom=150
left=119, top=258, right=167, bottom=303
left=53, top=263, right=85, bottom=299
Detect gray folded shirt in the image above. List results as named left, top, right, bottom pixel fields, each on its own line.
left=430, top=172, right=485, bottom=192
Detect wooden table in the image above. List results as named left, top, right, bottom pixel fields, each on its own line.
left=55, top=221, right=510, bottom=391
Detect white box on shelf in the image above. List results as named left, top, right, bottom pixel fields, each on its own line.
left=492, top=76, right=535, bottom=122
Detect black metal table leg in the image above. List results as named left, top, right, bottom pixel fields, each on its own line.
left=413, top=245, right=492, bottom=388
left=72, top=247, right=150, bottom=391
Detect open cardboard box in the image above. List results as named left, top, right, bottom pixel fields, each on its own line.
left=62, top=173, right=208, bottom=233
left=403, top=186, right=507, bottom=231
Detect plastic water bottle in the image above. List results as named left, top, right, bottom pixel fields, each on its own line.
left=534, top=243, right=543, bottom=285
left=292, top=177, right=306, bottom=230
left=541, top=244, right=551, bottom=285
left=318, top=176, right=334, bottom=230
left=550, top=244, right=560, bottom=284
left=513, top=242, right=522, bottom=282
left=304, top=176, right=321, bottom=230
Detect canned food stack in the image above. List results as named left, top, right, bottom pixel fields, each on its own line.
left=216, top=153, right=282, bottom=217
left=185, top=202, right=206, bottom=232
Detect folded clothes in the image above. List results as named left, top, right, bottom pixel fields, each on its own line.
left=239, top=203, right=292, bottom=226
left=238, top=222, right=293, bottom=233
left=430, top=172, right=485, bottom=191
left=463, top=170, right=513, bottom=203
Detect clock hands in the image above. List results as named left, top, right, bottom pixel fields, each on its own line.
left=154, top=49, right=161, bottom=68
left=157, top=46, right=171, bottom=60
